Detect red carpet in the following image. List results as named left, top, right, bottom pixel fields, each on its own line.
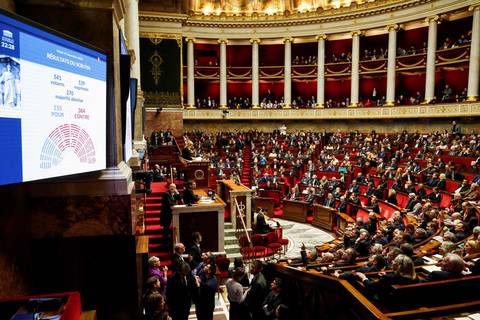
left=241, top=144, right=252, bottom=187
left=145, top=182, right=172, bottom=267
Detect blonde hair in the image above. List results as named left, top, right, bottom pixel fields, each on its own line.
left=393, top=254, right=416, bottom=280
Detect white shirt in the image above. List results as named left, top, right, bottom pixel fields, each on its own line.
left=226, top=279, right=245, bottom=304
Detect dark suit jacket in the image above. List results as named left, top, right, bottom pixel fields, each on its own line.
left=428, top=192, right=441, bottom=204
left=171, top=253, right=185, bottom=274
left=244, top=272, right=267, bottom=319
left=166, top=271, right=198, bottom=320
left=188, top=244, right=202, bottom=269
left=162, top=191, right=181, bottom=226
left=183, top=188, right=199, bottom=205
left=323, top=198, right=335, bottom=208
left=424, top=270, right=464, bottom=282
left=263, top=291, right=282, bottom=319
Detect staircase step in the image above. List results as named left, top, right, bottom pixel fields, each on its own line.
left=224, top=235, right=239, bottom=245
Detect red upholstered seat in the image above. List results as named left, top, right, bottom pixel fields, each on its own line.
left=378, top=201, right=397, bottom=220
left=215, top=256, right=231, bottom=280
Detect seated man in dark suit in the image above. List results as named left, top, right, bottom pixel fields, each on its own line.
left=254, top=208, right=272, bottom=234
left=423, top=253, right=465, bottom=282
left=183, top=180, right=200, bottom=205
left=428, top=187, right=442, bottom=204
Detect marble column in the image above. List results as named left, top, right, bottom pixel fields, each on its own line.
left=316, top=35, right=327, bottom=108
left=251, top=38, right=260, bottom=108
left=186, top=38, right=196, bottom=108
left=385, top=25, right=399, bottom=106
left=284, top=38, right=293, bottom=108
left=124, top=0, right=145, bottom=150
left=350, top=31, right=361, bottom=107
left=468, top=5, right=480, bottom=101
left=424, top=15, right=439, bottom=103
left=219, top=39, right=228, bottom=109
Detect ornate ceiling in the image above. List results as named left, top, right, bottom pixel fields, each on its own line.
left=139, top=0, right=377, bottom=16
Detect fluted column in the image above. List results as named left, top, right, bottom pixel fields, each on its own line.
left=385, top=25, right=399, bottom=106
left=468, top=5, right=480, bottom=101
left=186, top=38, right=195, bottom=108
left=219, top=39, right=228, bottom=109
left=350, top=31, right=361, bottom=107
left=316, top=35, right=327, bottom=108
left=251, top=38, right=260, bottom=108
left=124, top=0, right=144, bottom=144
left=424, top=15, right=439, bottom=103
left=283, top=38, right=293, bottom=108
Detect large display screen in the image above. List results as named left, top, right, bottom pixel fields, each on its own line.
left=0, top=10, right=107, bottom=186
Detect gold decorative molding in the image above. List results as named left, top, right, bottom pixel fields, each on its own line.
left=140, top=32, right=182, bottom=46
left=425, top=15, right=440, bottom=23
left=218, top=39, right=229, bottom=44
left=469, top=3, right=480, bottom=11
left=316, top=34, right=328, bottom=41
left=283, top=38, right=294, bottom=43
left=386, top=24, right=400, bottom=32
left=350, top=30, right=363, bottom=37
left=250, top=38, right=261, bottom=44
left=185, top=37, right=196, bottom=43
left=182, top=103, right=480, bottom=120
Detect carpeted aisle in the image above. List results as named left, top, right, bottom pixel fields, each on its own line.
left=145, top=182, right=172, bottom=267
left=240, top=144, right=252, bottom=187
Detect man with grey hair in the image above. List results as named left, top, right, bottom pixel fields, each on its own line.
left=424, top=253, right=465, bottom=282
left=172, top=243, right=190, bottom=273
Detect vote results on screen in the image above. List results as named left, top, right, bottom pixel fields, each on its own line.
left=0, top=11, right=107, bottom=185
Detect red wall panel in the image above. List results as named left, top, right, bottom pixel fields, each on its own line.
left=227, top=45, right=252, bottom=67
left=195, top=80, right=220, bottom=101
left=227, top=80, right=252, bottom=99
left=292, top=42, right=317, bottom=61
left=325, top=78, right=351, bottom=101
left=326, top=39, right=352, bottom=61
left=260, top=44, right=284, bottom=66
left=292, top=80, right=317, bottom=100
left=397, top=28, right=428, bottom=51
left=397, top=72, right=426, bottom=98
left=360, top=76, right=387, bottom=100
left=259, top=80, right=284, bottom=101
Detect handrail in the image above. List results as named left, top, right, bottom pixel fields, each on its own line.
left=233, top=196, right=252, bottom=247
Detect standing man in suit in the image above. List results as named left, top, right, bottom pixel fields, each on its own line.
left=167, top=262, right=199, bottom=320
left=172, top=243, right=191, bottom=274
left=244, top=260, right=268, bottom=320
left=162, top=183, right=181, bottom=244
left=188, top=232, right=203, bottom=269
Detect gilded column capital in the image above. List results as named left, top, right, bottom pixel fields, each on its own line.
left=185, top=37, right=195, bottom=43
left=250, top=38, right=261, bottom=44
left=283, top=37, right=294, bottom=43
left=385, top=24, right=399, bottom=32
left=316, top=34, right=328, bottom=41
left=350, top=30, right=363, bottom=37
left=217, top=39, right=228, bottom=44
left=469, top=3, right=480, bottom=11
left=425, top=15, right=440, bottom=23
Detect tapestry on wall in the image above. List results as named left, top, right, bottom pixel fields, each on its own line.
left=140, top=37, right=181, bottom=108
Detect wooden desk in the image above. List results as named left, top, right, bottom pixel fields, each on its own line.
left=254, top=197, right=275, bottom=218
left=336, top=213, right=355, bottom=236
left=217, top=180, right=252, bottom=230
left=312, top=205, right=337, bottom=231
left=184, top=160, right=210, bottom=188
left=172, top=189, right=226, bottom=254
left=282, top=200, right=309, bottom=223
